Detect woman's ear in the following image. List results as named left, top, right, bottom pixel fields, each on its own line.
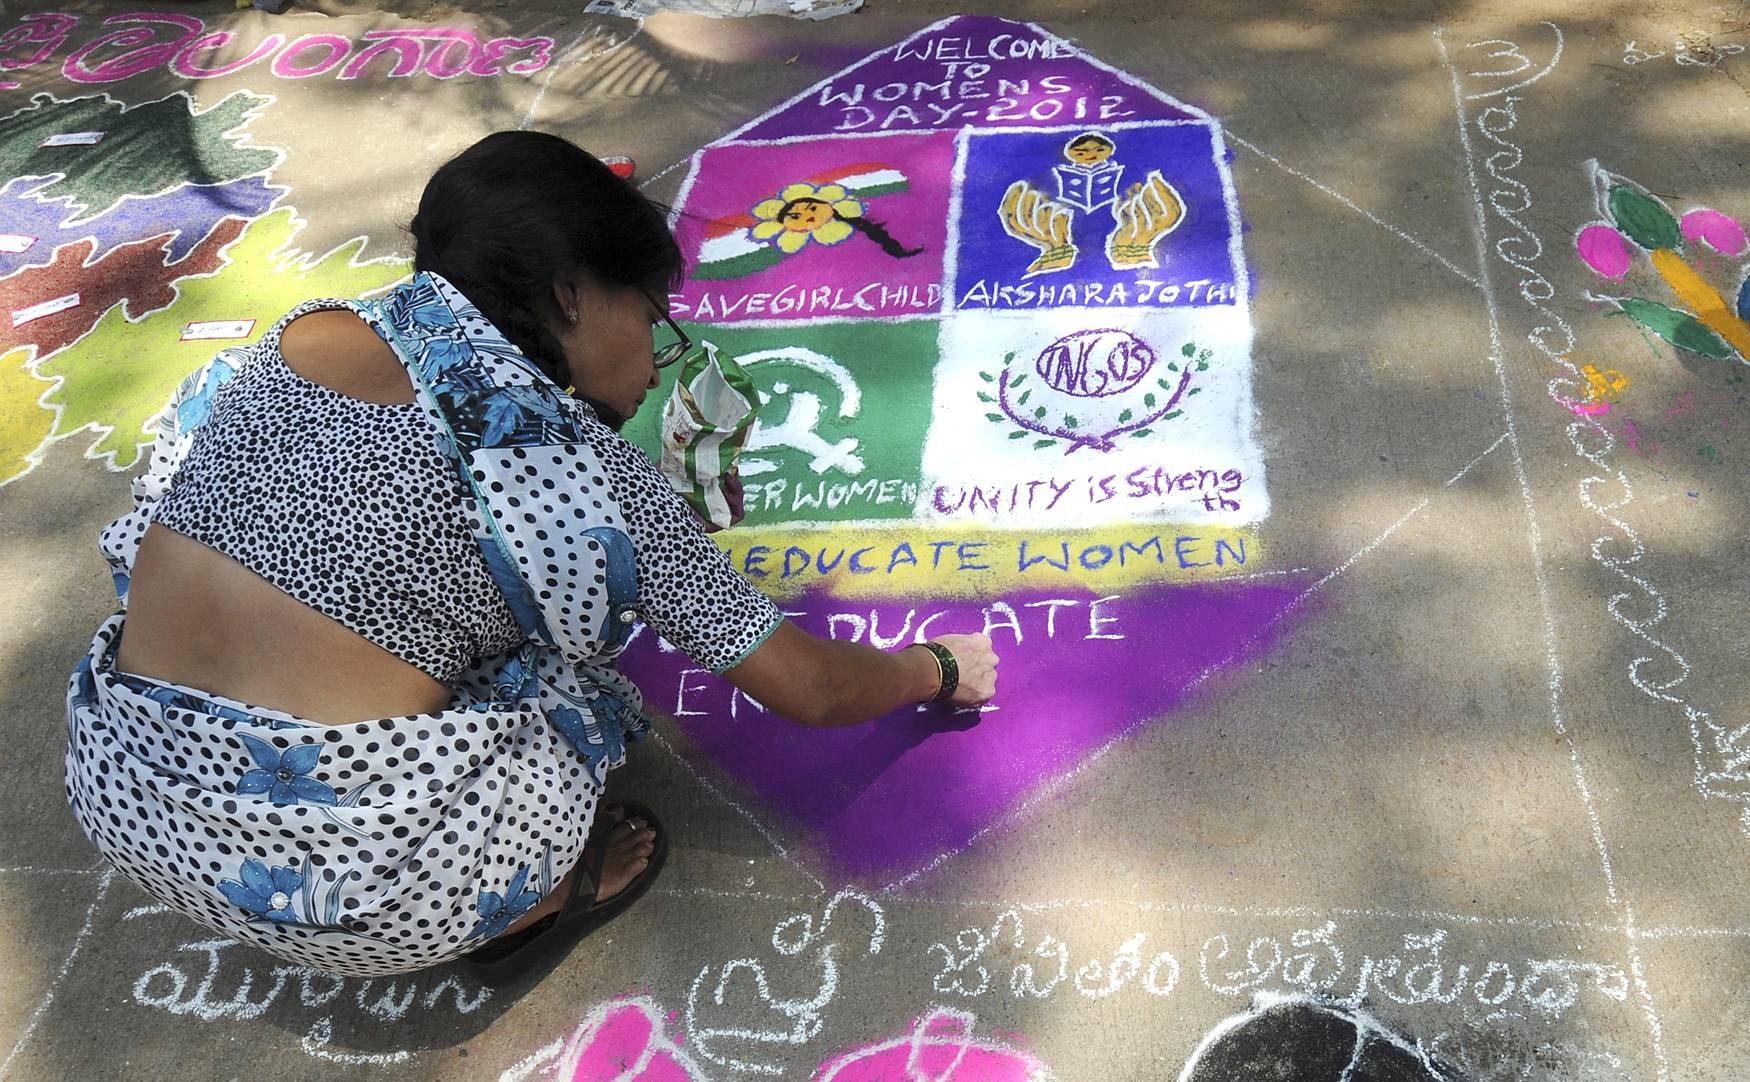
left=550, top=277, right=581, bottom=325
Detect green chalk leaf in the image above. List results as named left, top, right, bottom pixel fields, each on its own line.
left=1063, top=414, right=1079, bottom=429
left=1010, top=374, right=1028, bottom=388
left=1181, top=342, right=1197, bottom=357
left=1008, top=430, right=1028, bottom=439
left=977, top=391, right=994, bottom=403
left=1034, top=406, right=1047, bottom=418
left=1158, top=377, right=1173, bottom=386
left=1131, top=428, right=1154, bottom=438
left=1188, top=387, right=1203, bottom=396
left=1620, top=296, right=1732, bottom=358
left=1033, top=439, right=1056, bottom=449
left=1168, top=362, right=1180, bottom=372
left=984, top=412, right=1004, bottom=422
left=1144, top=392, right=1157, bottom=408
left=1017, top=389, right=1032, bottom=405
left=1003, top=351, right=1017, bottom=365
left=1163, top=409, right=1183, bottom=421
left=1196, top=359, right=1209, bottom=371
left=979, top=371, right=994, bottom=383
left=1608, top=185, right=1681, bottom=251
left=1118, top=408, right=1133, bottom=423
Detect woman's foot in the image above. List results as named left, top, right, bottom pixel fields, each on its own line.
left=503, top=805, right=657, bottom=934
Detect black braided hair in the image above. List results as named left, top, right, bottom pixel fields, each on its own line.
left=773, top=195, right=923, bottom=260
left=845, top=215, right=924, bottom=259
left=408, top=131, right=682, bottom=406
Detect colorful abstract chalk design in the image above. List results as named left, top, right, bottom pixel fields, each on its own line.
left=621, top=17, right=1298, bottom=884
left=0, top=90, right=409, bottom=485
left=1576, top=160, right=1750, bottom=363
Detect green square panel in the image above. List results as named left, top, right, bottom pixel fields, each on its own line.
left=622, top=318, right=939, bottom=526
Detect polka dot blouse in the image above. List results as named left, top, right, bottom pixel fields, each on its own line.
left=150, top=299, right=783, bottom=684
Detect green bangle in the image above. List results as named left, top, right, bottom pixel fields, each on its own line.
left=917, top=642, right=959, bottom=703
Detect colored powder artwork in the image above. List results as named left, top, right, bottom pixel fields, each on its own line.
left=31, top=206, right=407, bottom=469
left=0, top=172, right=285, bottom=278
left=811, top=1008, right=1053, bottom=1081
left=625, top=582, right=1301, bottom=879
left=0, top=91, right=281, bottom=222
left=1577, top=162, right=1750, bottom=362
left=0, top=90, right=407, bottom=482
left=0, top=348, right=55, bottom=480
left=517, top=998, right=1049, bottom=1082
left=550, top=997, right=709, bottom=1082
left=620, top=16, right=1292, bottom=883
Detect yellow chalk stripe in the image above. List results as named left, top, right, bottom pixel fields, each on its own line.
left=1652, top=247, right=1750, bottom=359
left=0, top=347, right=55, bottom=485
left=707, top=523, right=1265, bottom=599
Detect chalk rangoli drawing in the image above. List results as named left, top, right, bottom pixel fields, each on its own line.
left=812, top=1007, right=1054, bottom=1082
left=1566, top=361, right=1628, bottom=417
left=503, top=997, right=1050, bottom=1082
left=927, top=908, right=1632, bottom=1022
left=1447, top=28, right=1678, bottom=1079
left=1055, top=132, right=1122, bottom=211
left=593, top=16, right=1302, bottom=898
left=0, top=9, right=555, bottom=89
left=982, top=334, right=1207, bottom=453
left=737, top=346, right=866, bottom=477
left=672, top=134, right=952, bottom=323
left=531, top=996, right=710, bottom=1082
left=0, top=13, right=78, bottom=91
left=1622, top=34, right=1745, bottom=69
left=1176, top=993, right=1461, bottom=1082
left=121, top=904, right=490, bottom=1067
left=696, top=170, right=922, bottom=280
left=998, top=130, right=1186, bottom=278
left=685, top=889, right=885, bottom=1076
left=1576, top=163, right=1750, bottom=362
left=614, top=15, right=1291, bottom=887
left=0, top=90, right=407, bottom=487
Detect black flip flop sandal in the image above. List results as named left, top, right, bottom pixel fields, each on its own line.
left=460, top=800, right=668, bottom=987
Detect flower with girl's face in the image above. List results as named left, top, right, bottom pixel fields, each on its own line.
left=751, top=183, right=864, bottom=253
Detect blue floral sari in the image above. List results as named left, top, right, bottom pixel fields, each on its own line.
left=65, top=273, right=652, bottom=976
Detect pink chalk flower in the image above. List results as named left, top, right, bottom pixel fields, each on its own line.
left=1680, top=209, right=1749, bottom=257
left=559, top=997, right=708, bottom=1082
left=1576, top=224, right=1632, bottom=279
left=812, top=1008, right=1053, bottom=1082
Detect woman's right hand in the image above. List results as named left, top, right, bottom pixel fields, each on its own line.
left=930, top=633, right=998, bottom=708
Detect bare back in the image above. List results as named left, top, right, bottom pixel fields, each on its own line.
left=114, top=310, right=454, bottom=725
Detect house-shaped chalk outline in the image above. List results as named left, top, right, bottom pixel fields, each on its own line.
left=661, top=14, right=1266, bottom=530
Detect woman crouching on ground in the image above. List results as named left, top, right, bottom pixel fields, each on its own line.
left=63, top=131, right=997, bottom=985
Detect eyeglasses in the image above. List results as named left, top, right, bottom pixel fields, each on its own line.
left=645, top=289, right=691, bottom=369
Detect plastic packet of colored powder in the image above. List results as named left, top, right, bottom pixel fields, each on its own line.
left=659, top=342, right=759, bottom=529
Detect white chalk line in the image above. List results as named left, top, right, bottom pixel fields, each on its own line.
left=1436, top=26, right=1669, bottom=1082
left=519, top=19, right=646, bottom=131
left=653, top=884, right=817, bottom=906
left=497, top=1037, right=565, bottom=1082
left=1464, top=24, right=1564, bottom=101
left=880, top=430, right=1510, bottom=895
left=1225, top=132, right=1482, bottom=289
left=645, top=728, right=826, bottom=894
left=645, top=882, right=1750, bottom=944
left=1202, top=566, right=1312, bottom=583
left=638, top=155, right=692, bottom=193
left=0, top=869, right=114, bottom=1080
